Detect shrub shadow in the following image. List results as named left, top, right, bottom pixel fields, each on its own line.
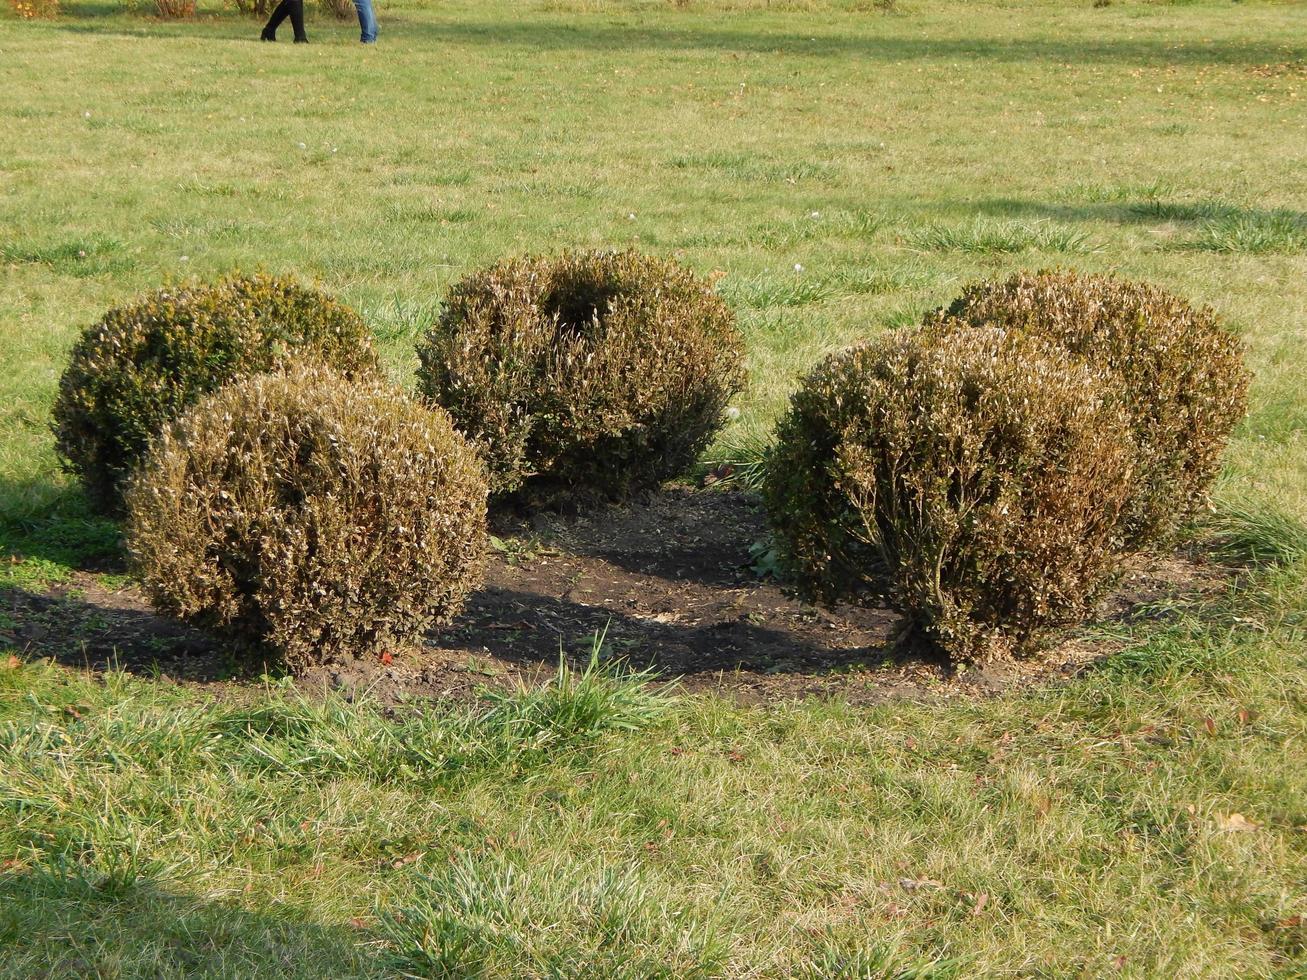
left=954, top=197, right=1307, bottom=229
left=1, top=488, right=910, bottom=692
left=0, top=478, right=124, bottom=575
left=1, top=584, right=233, bottom=682
left=443, top=583, right=905, bottom=681
left=0, top=868, right=373, bottom=977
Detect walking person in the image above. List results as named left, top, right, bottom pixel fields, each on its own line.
left=354, top=0, right=378, bottom=43
left=260, top=0, right=308, bottom=43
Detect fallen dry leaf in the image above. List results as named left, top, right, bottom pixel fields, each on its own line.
left=1216, top=812, right=1260, bottom=832
left=391, top=852, right=421, bottom=868
left=4, top=655, right=19, bottom=670
left=897, top=877, right=943, bottom=891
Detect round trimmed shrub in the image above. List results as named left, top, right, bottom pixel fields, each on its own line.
left=763, top=324, right=1136, bottom=663
left=53, top=274, right=379, bottom=513
left=416, top=250, right=747, bottom=501
left=125, top=368, right=488, bottom=672
left=933, top=270, right=1249, bottom=547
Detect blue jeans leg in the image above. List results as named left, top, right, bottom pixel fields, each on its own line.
left=354, top=0, right=377, bottom=43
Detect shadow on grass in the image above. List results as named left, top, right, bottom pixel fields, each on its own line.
left=958, top=197, right=1307, bottom=230
left=0, top=480, right=123, bottom=577
left=1, top=583, right=231, bottom=680
left=44, top=9, right=1307, bottom=68
left=390, top=19, right=1306, bottom=68
left=0, top=868, right=371, bottom=977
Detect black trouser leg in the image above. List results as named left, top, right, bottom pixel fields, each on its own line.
left=262, top=0, right=290, bottom=37
left=288, top=0, right=307, bottom=41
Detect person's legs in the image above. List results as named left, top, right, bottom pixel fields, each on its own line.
left=354, top=0, right=377, bottom=43
left=261, top=0, right=290, bottom=39
left=287, top=0, right=308, bottom=42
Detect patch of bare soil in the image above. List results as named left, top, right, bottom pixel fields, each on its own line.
left=1, top=488, right=1230, bottom=707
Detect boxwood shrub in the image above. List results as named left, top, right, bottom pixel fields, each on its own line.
left=416, top=250, right=746, bottom=502
left=52, top=273, right=378, bottom=512
left=933, top=270, right=1249, bottom=547
left=125, top=367, right=487, bottom=672
left=763, top=324, right=1135, bottom=662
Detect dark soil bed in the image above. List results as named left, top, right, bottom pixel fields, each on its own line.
left=1, top=488, right=1229, bottom=706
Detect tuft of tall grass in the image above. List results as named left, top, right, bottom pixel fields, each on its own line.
left=358, top=296, right=442, bottom=346
left=719, top=274, right=829, bottom=309
left=2, top=640, right=668, bottom=811
left=376, top=852, right=727, bottom=978
left=0, top=234, right=132, bottom=277
left=717, top=262, right=934, bottom=311
left=1183, top=213, right=1306, bottom=255
left=480, top=637, right=669, bottom=744
left=904, top=219, right=1100, bottom=254
left=1207, top=498, right=1307, bottom=567
left=1130, top=200, right=1307, bottom=254
left=792, top=942, right=963, bottom=979
left=1059, top=179, right=1175, bottom=204
left=702, top=429, right=772, bottom=491
left=667, top=152, right=838, bottom=184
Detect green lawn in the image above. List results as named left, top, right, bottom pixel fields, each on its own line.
left=2, top=0, right=1306, bottom=975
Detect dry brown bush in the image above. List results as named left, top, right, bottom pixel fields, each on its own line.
left=416, top=250, right=746, bottom=503
left=52, top=274, right=378, bottom=513
left=933, top=269, right=1249, bottom=548
left=763, top=324, right=1135, bottom=662
left=126, top=368, right=488, bottom=672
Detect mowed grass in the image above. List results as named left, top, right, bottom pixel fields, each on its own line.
left=2, top=0, right=1307, bottom=975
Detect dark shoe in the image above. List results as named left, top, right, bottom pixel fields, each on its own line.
left=260, top=27, right=276, bottom=40
left=293, top=34, right=308, bottom=43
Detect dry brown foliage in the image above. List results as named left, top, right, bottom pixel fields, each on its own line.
left=416, top=250, right=746, bottom=503
left=933, top=269, right=1249, bottom=548
left=52, top=274, right=378, bottom=513
left=764, top=324, right=1135, bottom=662
left=126, top=368, right=488, bottom=672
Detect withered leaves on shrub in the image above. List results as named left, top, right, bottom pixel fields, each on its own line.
left=125, top=367, right=488, bottom=672
left=764, top=324, right=1136, bottom=663
left=53, top=273, right=379, bottom=513
left=933, top=269, right=1249, bottom=548
left=416, top=249, right=747, bottom=502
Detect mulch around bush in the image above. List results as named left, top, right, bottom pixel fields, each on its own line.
left=1, top=488, right=1227, bottom=707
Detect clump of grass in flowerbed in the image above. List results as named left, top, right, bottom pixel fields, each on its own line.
left=699, top=429, right=771, bottom=491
